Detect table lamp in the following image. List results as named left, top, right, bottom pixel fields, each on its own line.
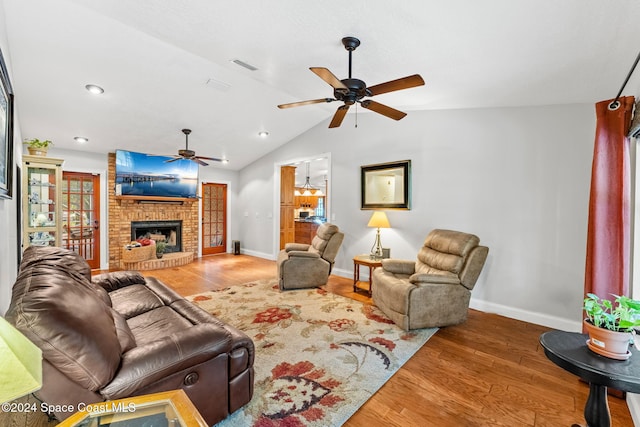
left=367, top=211, right=390, bottom=259
left=0, top=317, right=42, bottom=403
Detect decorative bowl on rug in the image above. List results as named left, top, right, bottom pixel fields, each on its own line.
left=189, top=279, right=437, bottom=427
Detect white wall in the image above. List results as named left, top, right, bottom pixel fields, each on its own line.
left=238, top=103, right=595, bottom=331
left=0, top=0, right=20, bottom=315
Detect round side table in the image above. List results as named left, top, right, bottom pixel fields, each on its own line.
left=540, top=330, right=640, bottom=427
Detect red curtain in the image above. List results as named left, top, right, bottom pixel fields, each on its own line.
left=584, top=96, right=635, bottom=303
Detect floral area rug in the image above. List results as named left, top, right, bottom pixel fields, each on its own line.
left=188, top=279, right=437, bottom=427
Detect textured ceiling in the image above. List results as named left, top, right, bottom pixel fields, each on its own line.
left=3, top=0, right=640, bottom=172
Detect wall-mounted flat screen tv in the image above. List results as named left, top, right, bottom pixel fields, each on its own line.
left=115, top=150, right=199, bottom=198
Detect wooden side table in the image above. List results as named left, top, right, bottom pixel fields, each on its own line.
left=353, top=254, right=383, bottom=295
left=540, top=330, right=640, bottom=427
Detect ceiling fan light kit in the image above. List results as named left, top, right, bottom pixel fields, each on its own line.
left=277, top=36, right=425, bottom=128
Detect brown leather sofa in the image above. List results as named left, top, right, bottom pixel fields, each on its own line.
left=5, top=246, right=254, bottom=425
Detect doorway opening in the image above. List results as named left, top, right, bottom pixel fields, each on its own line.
left=278, top=154, right=331, bottom=251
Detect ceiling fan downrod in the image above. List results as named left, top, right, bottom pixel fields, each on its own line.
left=182, top=129, right=191, bottom=150
left=342, top=36, right=360, bottom=79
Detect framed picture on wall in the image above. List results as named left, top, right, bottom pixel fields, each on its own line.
left=0, top=47, right=14, bottom=200
left=361, top=160, right=411, bottom=210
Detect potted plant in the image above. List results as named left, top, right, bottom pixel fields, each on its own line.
left=24, top=138, right=53, bottom=156
left=155, top=240, right=167, bottom=259
left=583, top=293, right=640, bottom=360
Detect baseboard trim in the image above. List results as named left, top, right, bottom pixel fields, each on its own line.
left=469, top=298, right=582, bottom=332
left=331, top=267, right=352, bottom=279
left=239, top=249, right=276, bottom=261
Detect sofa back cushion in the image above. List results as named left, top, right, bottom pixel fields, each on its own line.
left=416, top=229, right=480, bottom=275
left=5, top=246, right=121, bottom=391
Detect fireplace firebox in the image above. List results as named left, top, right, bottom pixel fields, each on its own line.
left=131, top=220, right=182, bottom=253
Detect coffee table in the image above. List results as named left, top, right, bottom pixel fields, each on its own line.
left=539, top=330, right=640, bottom=427
left=57, top=389, right=207, bottom=427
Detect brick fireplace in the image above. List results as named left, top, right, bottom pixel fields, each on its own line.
left=131, top=220, right=182, bottom=253
left=108, top=153, right=199, bottom=269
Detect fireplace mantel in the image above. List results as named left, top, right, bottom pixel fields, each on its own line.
left=115, top=195, right=198, bottom=204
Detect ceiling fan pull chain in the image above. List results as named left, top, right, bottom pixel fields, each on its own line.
left=355, top=103, right=358, bottom=128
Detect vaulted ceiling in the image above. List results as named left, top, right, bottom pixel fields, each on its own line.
left=4, top=0, right=640, bottom=171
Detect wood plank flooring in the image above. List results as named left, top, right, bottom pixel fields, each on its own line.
left=2, top=254, right=634, bottom=426
left=145, top=254, right=634, bottom=426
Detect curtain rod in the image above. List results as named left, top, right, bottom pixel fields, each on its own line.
left=609, top=50, right=640, bottom=110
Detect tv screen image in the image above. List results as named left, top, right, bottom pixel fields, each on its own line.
left=115, top=150, right=199, bottom=198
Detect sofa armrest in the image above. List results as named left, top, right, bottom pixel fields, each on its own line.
left=100, top=324, right=232, bottom=399
left=92, top=271, right=147, bottom=292
left=409, top=273, right=460, bottom=285
left=285, top=243, right=311, bottom=252
left=286, top=251, right=320, bottom=259
left=381, top=259, right=416, bottom=275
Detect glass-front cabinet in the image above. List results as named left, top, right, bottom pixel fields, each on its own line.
left=22, top=155, right=64, bottom=249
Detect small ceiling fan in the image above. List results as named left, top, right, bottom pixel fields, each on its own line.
left=164, top=129, right=227, bottom=166
left=278, top=36, right=425, bottom=128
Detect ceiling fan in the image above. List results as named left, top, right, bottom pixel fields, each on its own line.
left=278, top=36, right=425, bottom=128
left=164, top=129, right=227, bottom=166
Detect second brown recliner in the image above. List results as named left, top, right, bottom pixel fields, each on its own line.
left=372, top=229, right=489, bottom=330
left=277, top=223, right=344, bottom=290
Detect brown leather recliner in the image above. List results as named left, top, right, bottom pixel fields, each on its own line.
left=4, top=246, right=254, bottom=425
left=277, top=223, right=344, bottom=290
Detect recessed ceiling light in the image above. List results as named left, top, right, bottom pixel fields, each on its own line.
left=258, top=131, right=269, bottom=138
left=221, top=159, right=230, bottom=164
left=85, top=84, right=104, bottom=95
left=74, top=136, right=89, bottom=143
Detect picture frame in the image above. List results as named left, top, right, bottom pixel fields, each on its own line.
left=0, top=47, right=14, bottom=199
left=361, top=160, right=411, bottom=210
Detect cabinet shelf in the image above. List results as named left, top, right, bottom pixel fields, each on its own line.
left=22, top=155, right=64, bottom=250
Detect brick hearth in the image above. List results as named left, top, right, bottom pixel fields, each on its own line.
left=122, top=251, right=194, bottom=271
left=108, top=153, right=199, bottom=269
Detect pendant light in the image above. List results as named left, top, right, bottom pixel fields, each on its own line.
left=295, top=162, right=322, bottom=196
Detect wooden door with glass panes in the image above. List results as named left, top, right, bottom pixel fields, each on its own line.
left=22, top=156, right=63, bottom=249
left=62, top=172, right=100, bottom=269
left=202, top=183, right=227, bottom=255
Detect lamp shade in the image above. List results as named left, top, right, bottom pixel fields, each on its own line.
left=0, top=317, right=42, bottom=403
left=367, top=211, right=390, bottom=228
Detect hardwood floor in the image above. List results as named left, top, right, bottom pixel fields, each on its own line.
left=3, top=254, right=633, bottom=426
left=147, top=254, right=634, bottom=426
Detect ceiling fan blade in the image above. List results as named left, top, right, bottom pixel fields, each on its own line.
left=196, top=155, right=225, bottom=163
left=329, top=105, right=350, bottom=128
left=360, top=100, right=407, bottom=120
left=310, top=67, right=348, bottom=90
left=193, top=158, right=209, bottom=166
left=367, top=74, right=425, bottom=96
left=278, top=98, right=335, bottom=109
left=164, top=157, right=181, bottom=163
